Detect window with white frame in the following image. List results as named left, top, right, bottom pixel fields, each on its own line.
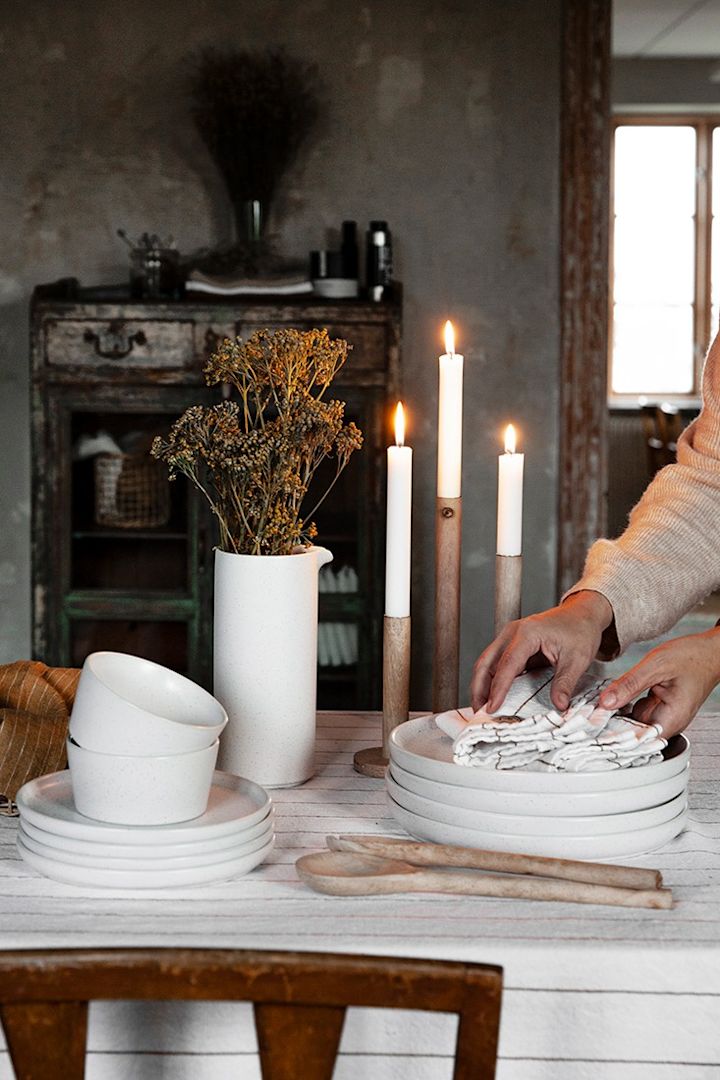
left=610, top=118, right=720, bottom=399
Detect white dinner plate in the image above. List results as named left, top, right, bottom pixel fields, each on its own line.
left=19, top=807, right=274, bottom=859
left=17, top=820, right=274, bottom=870
left=16, top=833, right=275, bottom=889
left=386, top=772, right=687, bottom=837
left=388, top=760, right=689, bottom=817
left=16, top=770, right=272, bottom=844
left=390, top=716, right=689, bottom=793
left=388, top=795, right=688, bottom=860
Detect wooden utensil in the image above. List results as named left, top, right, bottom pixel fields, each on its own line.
left=327, top=834, right=662, bottom=891
left=296, top=851, right=672, bottom=909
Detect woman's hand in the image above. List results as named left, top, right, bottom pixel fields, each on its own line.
left=470, top=590, right=614, bottom=713
left=598, top=628, right=720, bottom=739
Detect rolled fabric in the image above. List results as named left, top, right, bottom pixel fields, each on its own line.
left=0, top=661, right=80, bottom=812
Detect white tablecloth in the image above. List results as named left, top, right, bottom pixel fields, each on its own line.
left=1, top=710, right=720, bottom=1080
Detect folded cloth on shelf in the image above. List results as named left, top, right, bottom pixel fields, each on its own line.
left=435, top=671, right=667, bottom=773
left=0, top=661, right=80, bottom=813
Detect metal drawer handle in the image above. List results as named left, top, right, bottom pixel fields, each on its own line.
left=83, top=325, right=147, bottom=360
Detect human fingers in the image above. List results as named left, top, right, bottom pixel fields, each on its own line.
left=645, top=696, right=692, bottom=740
left=599, top=653, right=664, bottom=712
left=486, top=632, right=544, bottom=713
left=628, top=691, right=661, bottom=727
left=470, top=626, right=516, bottom=711
left=549, top=651, right=595, bottom=712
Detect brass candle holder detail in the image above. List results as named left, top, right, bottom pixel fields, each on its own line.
left=353, top=615, right=411, bottom=778
left=494, top=553, right=522, bottom=635
left=432, top=496, right=462, bottom=712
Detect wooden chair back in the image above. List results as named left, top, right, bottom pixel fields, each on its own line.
left=0, top=947, right=503, bottom=1080
left=640, top=402, right=684, bottom=475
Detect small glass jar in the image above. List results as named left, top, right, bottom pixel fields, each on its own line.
left=129, top=247, right=183, bottom=300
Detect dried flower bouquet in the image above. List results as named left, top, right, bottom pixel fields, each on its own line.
left=152, top=328, right=362, bottom=556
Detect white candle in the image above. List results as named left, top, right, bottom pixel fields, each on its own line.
left=437, top=320, right=464, bottom=498
left=496, top=424, right=524, bottom=556
left=385, top=402, right=413, bottom=618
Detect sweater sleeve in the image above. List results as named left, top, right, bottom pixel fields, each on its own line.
left=566, top=330, right=720, bottom=657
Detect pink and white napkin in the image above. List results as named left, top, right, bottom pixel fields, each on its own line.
left=435, top=670, right=667, bottom=772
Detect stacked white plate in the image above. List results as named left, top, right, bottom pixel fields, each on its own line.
left=15, top=770, right=274, bottom=889
left=387, top=716, right=690, bottom=860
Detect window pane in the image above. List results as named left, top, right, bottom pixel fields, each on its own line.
left=614, top=126, right=696, bottom=217
left=612, top=304, right=694, bottom=395
left=614, top=216, right=694, bottom=305
left=611, top=125, right=698, bottom=396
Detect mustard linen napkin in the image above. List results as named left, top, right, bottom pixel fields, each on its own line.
left=0, top=661, right=80, bottom=814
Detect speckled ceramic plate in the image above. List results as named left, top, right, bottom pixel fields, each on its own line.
left=386, top=771, right=687, bottom=836
left=19, top=807, right=274, bottom=858
left=17, top=819, right=273, bottom=870
left=16, top=833, right=274, bottom=890
left=16, top=770, right=271, bottom=844
left=387, top=759, right=689, bottom=816
left=387, top=795, right=687, bottom=860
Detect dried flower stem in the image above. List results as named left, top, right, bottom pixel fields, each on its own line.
left=152, top=328, right=363, bottom=556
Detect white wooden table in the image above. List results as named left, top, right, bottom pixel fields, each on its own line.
left=1, top=710, right=720, bottom=1080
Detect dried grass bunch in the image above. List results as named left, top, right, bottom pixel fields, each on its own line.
left=189, top=47, right=320, bottom=228
left=152, top=329, right=362, bottom=556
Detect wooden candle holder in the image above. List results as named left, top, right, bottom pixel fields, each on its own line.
left=494, top=553, right=522, bottom=635
left=353, top=615, right=411, bottom=778
left=432, top=496, right=462, bottom=713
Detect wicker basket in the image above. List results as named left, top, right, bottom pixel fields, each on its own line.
left=94, top=453, right=171, bottom=528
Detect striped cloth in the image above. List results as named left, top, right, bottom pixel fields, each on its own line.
left=0, top=661, right=79, bottom=813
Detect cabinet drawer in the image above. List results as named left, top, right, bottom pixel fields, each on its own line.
left=235, top=320, right=387, bottom=373
left=44, top=319, right=197, bottom=371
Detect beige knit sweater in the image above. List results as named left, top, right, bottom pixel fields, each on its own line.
left=570, top=330, right=720, bottom=658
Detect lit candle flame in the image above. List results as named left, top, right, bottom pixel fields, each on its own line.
left=444, top=320, right=455, bottom=356
left=504, top=423, right=516, bottom=454
left=394, top=401, right=406, bottom=447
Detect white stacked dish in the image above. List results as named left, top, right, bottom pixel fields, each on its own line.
left=15, top=770, right=274, bottom=889
left=387, top=715, right=690, bottom=860
left=67, top=651, right=229, bottom=825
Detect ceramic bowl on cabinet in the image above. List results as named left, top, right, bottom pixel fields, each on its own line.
left=69, top=651, right=227, bottom=755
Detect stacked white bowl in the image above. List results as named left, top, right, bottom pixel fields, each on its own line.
left=387, top=715, right=690, bottom=860
left=15, top=652, right=275, bottom=889
left=68, top=652, right=227, bottom=825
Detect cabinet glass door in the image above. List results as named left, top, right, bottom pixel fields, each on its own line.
left=61, top=406, right=211, bottom=684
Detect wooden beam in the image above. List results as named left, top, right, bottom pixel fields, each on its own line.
left=558, top=0, right=612, bottom=594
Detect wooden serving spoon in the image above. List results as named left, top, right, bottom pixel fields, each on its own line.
left=295, top=850, right=673, bottom=909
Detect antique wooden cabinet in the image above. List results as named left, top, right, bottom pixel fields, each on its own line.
left=31, top=285, right=401, bottom=709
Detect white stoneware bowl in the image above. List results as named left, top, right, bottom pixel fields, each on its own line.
left=69, top=651, right=227, bottom=755
left=67, top=737, right=219, bottom=825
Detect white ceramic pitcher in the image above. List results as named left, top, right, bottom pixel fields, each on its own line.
left=213, top=545, right=333, bottom=788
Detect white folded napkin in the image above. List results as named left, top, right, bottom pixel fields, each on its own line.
left=435, top=669, right=667, bottom=772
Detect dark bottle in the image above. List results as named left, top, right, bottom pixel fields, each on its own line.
left=365, top=220, right=393, bottom=301
left=341, top=220, right=359, bottom=279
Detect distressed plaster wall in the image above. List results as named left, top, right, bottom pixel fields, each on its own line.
left=0, top=0, right=561, bottom=707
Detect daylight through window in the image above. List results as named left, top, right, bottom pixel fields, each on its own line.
left=611, top=118, right=720, bottom=399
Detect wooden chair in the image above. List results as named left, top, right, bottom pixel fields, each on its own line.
left=640, top=402, right=684, bottom=475
left=0, top=947, right=503, bottom=1080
